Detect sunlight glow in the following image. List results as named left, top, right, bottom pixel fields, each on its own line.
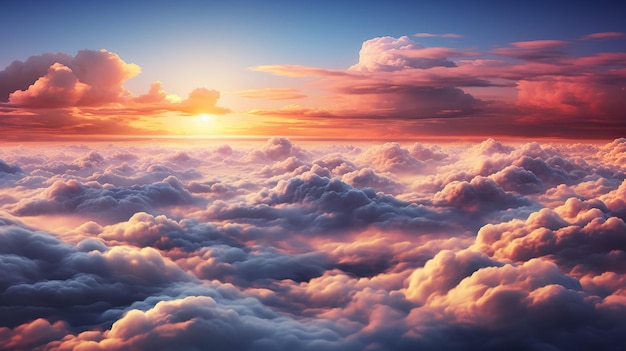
left=198, top=113, right=212, bottom=122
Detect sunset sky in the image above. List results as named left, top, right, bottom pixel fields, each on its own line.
left=1, top=0, right=625, bottom=140
left=2, top=2, right=626, bottom=351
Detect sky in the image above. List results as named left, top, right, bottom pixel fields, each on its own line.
left=1, top=0, right=625, bottom=140
left=2, top=2, right=626, bottom=351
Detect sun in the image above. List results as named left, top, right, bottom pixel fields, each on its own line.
left=198, top=113, right=213, bottom=122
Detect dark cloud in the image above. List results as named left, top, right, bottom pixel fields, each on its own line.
left=0, top=53, right=73, bottom=102
left=0, top=217, right=193, bottom=329
left=0, top=159, right=21, bottom=176
left=433, top=176, right=532, bottom=214
left=11, top=176, right=196, bottom=222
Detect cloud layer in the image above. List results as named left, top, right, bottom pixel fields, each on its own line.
left=3, top=31, right=625, bottom=140
left=0, top=50, right=230, bottom=139
left=1, top=137, right=625, bottom=350
left=251, top=33, right=626, bottom=139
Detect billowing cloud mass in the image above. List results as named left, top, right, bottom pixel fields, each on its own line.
left=2, top=31, right=625, bottom=140
left=0, top=50, right=229, bottom=139
left=1, top=137, right=625, bottom=350
left=251, top=33, right=626, bottom=139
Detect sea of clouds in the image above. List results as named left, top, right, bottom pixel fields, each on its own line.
left=1, top=136, right=625, bottom=350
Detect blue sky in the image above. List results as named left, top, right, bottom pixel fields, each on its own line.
left=4, top=0, right=624, bottom=94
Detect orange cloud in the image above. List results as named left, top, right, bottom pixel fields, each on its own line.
left=414, top=32, right=463, bottom=38
left=231, top=88, right=307, bottom=100
left=9, top=63, right=88, bottom=108
left=0, top=50, right=230, bottom=139
left=250, top=35, right=626, bottom=139
left=180, top=88, right=230, bottom=115
left=8, top=49, right=140, bottom=108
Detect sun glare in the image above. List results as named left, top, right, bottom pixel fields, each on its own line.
left=198, top=114, right=212, bottom=122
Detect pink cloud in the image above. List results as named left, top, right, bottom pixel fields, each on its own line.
left=414, top=32, right=463, bottom=38
left=0, top=318, right=70, bottom=351
left=249, top=35, right=626, bottom=139
left=509, top=40, right=570, bottom=49
left=8, top=63, right=88, bottom=108
left=70, top=49, right=141, bottom=105
left=349, top=36, right=457, bottom=72
left=0, top=50, right=232, bottom=138
left=134, top=81, right=169, bottom=103
left=7, top=49, right=141, bottom=108
left=580, top=32, right=626, bottom=40
left=491, top=40, right=570, bottom=62
left=0, top=53, right=74, bottom=102
left=516, top=76, right=626, bottom=117
left=355, top=142, right=424, bottom=173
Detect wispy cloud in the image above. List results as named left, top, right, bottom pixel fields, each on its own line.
left=579, top=31, right=626, bottom=40
left=229, top=88, right=307, bottom=100
left=414, top=32, right=463, bottom=38
left=249, top=35, right=626, bottom=139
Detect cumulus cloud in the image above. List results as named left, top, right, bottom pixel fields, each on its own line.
left=251, top=34, right=625, bottom=139
left=0, top=52, right=74, bottom=102
left=0, top=50, right=230, bottom=139
left=8, top=50, right=139, bottom=108
left=8, top=63, right=88, bottom=108
left=349, top=36, right=457, bottom=72
left=180, top=88, right=231, bottom=115
left=433, top=176, right=532, bottom=214
left=11, top=176, right=196, bottom=222
left=355, top=142, right=424, bottom=173
left=1, top=137, right=625, bottom=350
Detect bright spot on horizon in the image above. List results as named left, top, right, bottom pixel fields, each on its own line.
left=198, top=114, right=212, bottom=122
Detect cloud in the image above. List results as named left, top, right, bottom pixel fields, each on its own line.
left=491, top=40, right=570, bottom=62
left=2, top=30, right=626, bottom=140
left=231, top=88, right=307, bottom=100
left=580, top=32, right=626, bottom=40
left=433, top=175, right=532, bottom=214
left=516, top=76, right=626, bottom=118
left=0, top=159, right=21, bottom=175
left=180, top=88, right=231, bottom=115
left=0, top=52, right=74, bottom=102
left=8, top=63, right=88, bottom=108
left=0, top=217, right=193, bottom=329
left=249, top=36, right=492, bottom=125
left=355, top=143, right=425, bottom=173
left=341, top=168, right=403, bottom=194
left=349, top=36, right=457, bottom=72
left=0, top=50, right=230, bottom=139
left=11, top=176, right=196, bottom=222
left=8, top=50, right=139, bottom=108
left=70, top=49, right=141, bottom=105
left=250, top=34, right=625, bottom=139
left=414, top=32, right=463, bottom=38
left=1, top=137, right=626, bottom=350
